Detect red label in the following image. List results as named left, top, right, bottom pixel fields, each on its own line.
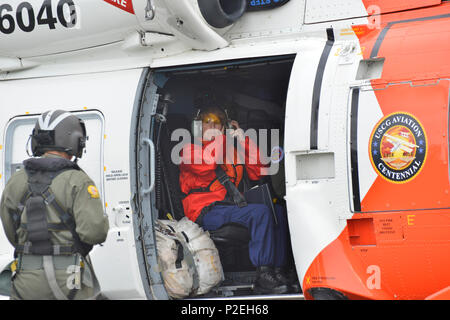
left=103, top=0, right=135, bottom=15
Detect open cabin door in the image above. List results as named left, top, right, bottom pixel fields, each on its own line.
left=130, top=69, right=169, bottom=300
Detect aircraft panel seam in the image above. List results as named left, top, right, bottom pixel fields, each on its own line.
left=371, top=13, right=450, bottom=58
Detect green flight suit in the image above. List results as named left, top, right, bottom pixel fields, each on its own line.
left=0, top=154, right=109, bottom=300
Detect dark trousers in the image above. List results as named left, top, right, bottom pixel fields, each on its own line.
left=201, top=203, right=289, bottom=267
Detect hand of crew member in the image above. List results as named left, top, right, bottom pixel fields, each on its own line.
left=229, top=120, right=245, bottom=141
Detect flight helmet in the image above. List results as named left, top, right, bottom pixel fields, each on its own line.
left=30, top=110, right=86, bottom=158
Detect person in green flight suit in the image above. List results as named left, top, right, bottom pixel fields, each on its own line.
left=0, top=110, right=109, bottom=300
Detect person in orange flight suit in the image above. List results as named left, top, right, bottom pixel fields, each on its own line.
left=179, top=106, right=296, bottom=294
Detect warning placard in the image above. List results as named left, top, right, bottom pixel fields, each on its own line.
left=103, top=0, right=135, bottom=15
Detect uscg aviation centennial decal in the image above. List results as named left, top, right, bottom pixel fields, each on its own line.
left=369, top=112, right=427, bottom=184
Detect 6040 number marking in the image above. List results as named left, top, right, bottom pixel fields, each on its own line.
left=0, top=0, right=77, bottom=34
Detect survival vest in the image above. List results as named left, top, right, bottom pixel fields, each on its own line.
left=11, top=157, right=93, bottom=257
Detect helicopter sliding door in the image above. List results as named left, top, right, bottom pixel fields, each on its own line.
left=130, top=68, right=169, bottom=300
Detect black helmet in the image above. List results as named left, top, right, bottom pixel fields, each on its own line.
left=31, top=110, right=86, bottom=158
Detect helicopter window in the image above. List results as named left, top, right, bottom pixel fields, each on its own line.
left=3, top=110, right=105, bottom=201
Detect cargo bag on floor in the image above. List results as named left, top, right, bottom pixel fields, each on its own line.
left=156, top=218, right=224, bottom=298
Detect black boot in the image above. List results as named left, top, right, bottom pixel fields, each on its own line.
left=274, top=267, right=292, bottom=291
left=287, top=268, right=302, bottom=293
left=254, top=266, right=289, bottom=295
left=275, top=267, right=302, bottom=293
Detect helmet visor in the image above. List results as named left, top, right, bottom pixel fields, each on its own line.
left=201, top=112, right=223, bottom=125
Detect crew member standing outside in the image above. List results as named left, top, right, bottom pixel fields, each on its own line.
left=179, top=106, right=291, bottom=294
left=0, top=110, right=109, bottom=300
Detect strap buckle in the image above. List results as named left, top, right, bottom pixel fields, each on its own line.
left=216, top=172, right=229, bottom=185
left=42, top=189, right=55, bottom=205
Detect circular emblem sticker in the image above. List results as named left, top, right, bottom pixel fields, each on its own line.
left=369, top=112, right=427, bottom=183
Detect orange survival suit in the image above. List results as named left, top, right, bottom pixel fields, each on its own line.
left=179, top=134, right=264, bottom=222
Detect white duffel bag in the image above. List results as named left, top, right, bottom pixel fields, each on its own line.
left=156, top=218, right=224, bottom=298
left=176, top=217, right=224, bottom=295
left=155, top=220, right=195, bottom=299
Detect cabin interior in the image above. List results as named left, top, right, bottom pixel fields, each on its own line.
left=150, top=55, right=298, bottom=297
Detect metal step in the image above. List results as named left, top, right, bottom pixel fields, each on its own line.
left=193, top=293, right=305, bottom=300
